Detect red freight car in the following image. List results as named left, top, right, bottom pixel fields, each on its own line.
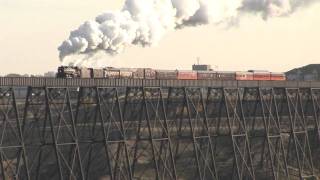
left=236, top=72, right=254, bottom=81
left=177, top=71, right=197, bottom=80
left=270, top=72, right=286, bottom=81
left=248, top=70, right=270, bottom=81
left=250, top=71, right=271, bottom=81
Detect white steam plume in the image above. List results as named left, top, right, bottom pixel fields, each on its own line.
left=240, top=0, right=318, bottom=19
left=58, top=0, right=319, bottom=67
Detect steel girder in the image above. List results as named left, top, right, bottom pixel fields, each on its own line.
left=0, top=87, right=29, bottom=179
left=0, top=86, right=318, bottom=180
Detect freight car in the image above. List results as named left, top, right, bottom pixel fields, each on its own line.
left=56, top=66, right=286, bottom=81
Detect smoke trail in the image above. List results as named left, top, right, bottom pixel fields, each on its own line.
left=240, top=0, right=318, bottom=19
left=58, top=0, right=319, bottom=66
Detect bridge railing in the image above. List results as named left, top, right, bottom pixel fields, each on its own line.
left=1, top=77, right=320, bottom=88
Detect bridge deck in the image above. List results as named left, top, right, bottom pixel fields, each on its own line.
left=1, top=77, right=320, bottom=87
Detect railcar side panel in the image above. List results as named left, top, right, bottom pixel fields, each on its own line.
left=177, top=71, right=197, bottom=80
left=270, top=73, right=286, bottom=81
left=91, top=69, right=104, bottom=78
left=133, top=68, right=145, bottom=79
left=120, top=69, right=134, bottom=79
left=79, top=68, right=91, bottom=78
left=253, top=73, right=271, bottom=81
left=104, top=69, right=120, bottom=79
left=236, top=72, right=254, bottom=81
left=217, top=72, right=236, bottom=80
left=197, top=71, right=218, bottom=80
left=156, top=70, right=177, bottom=79
left=144, top=69, right=156, bottom=79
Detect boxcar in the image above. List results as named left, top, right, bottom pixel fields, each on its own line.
left=120, top=69, right=134, bottom=78
left=197, top=71, right=218, bottom=80
left=91, top=68, right=104, bottom=78
left=253, top=72, right=271, bottom=81
left=144, top=68, right=156, bottom=79
left=134, top=68, right=156, bottom=79
left=236, top=71, right=254, bottom=81
left=156, top=70, right=177, bottom=79
left=133, top=68, right=145, bottom=79
left=104, top=68, right=120, bottom=78
left=79, top=68, right=91, bottom=78
left=177, top=71, right=197, bottom=80
left=270, top=72, right=286, bottom=81
left=217, top=71, right=236, bottom=80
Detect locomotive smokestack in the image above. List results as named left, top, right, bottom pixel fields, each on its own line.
left=58, top=0, right=319, bottom=66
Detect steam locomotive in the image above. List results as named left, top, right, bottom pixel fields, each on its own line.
left=56, top=66, right=286, bottom=81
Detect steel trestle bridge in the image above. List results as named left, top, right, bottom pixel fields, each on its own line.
left=0, top=77, right=319, bottom=180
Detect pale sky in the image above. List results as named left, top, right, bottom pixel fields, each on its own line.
left=0, top=0, right=319, bottom=75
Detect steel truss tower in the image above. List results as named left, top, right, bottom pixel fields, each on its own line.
left=0, top=86, right=319, bottom=180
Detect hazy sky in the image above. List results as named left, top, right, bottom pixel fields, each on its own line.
left=0, top=0, right=319, bottom=75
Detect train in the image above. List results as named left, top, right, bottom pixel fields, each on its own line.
left=56, top=66, right=286, bottom=81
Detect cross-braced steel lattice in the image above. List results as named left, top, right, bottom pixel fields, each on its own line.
left=0, top=86, right=319, bottom=180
